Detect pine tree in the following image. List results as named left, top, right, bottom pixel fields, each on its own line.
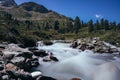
left=104, top=20, right=109, bottom=30
left=94, top=20, right=100, bottom=31
left=100, top=18, right=105, bottom=30
left=67, top=21, right=73, bottom=32
left=44, top=22, right=49, bottom=31
left=110, top=22, right=117, bottom=31
left=54, top=20, right=59, bottom=30
left=74, top=16, right=81, bottom=33
left=117, top=23, right=120, bottom=30
left=88, top=20, right=94, bottom=32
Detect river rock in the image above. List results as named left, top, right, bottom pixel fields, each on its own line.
left=2, top=75, right=9, bottom=80
left=43, top=41, right=53, bottom=46
left=36, top=76, right=56, bottom=80
left=30, top=58, right=39, bottom=67
left=28, top=47, right=39, bottom=52
left=0, top=61, right=4, bottom=71
left=71, top=78, right=81, bottom=80
left=71, top=37, right=119, bottom=53
left=5, top=63, right=17, bottom=70
left=6, top=70, right=33, bottom=80
left=0, top=65, right=4, bottom=71
left=33, top=50, right=48, bottom=57
left=11, top=57, right=26, bottom=69
left=50, top=56, right=59, bottom=62
left=31, top=71, right=42, bottom=78
left=15, top=52, right=33, bottom=58
left=3, top=54, right=15, bottom=60
left=43, top=56, right=51, bottom=62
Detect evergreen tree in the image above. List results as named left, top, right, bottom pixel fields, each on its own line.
left=94, top=20, right=100, bottom=31
left=104, top=20, right=109, bottom=30
left=67, top=21, right=73, bottom=32
left=100, top=18, right=105, bottom=30
left=88, top=19, right=94, bottom=32
left=44, top=22, right=49, bottom=30
left=110, top=22, right=117, bottom=31
left=74, top=16, right=81, bottom=33
left=54, top=20, right=59, bottom=30
left=117, top=23, right=120, bottom=30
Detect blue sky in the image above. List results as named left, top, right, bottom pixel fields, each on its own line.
left=15, top=0, right=120, bottom=22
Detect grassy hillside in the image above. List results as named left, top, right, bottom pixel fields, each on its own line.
left=0, top=1, right=120, bottom=47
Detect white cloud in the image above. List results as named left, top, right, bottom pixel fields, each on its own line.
left=95, top=14, right=103, bottom=19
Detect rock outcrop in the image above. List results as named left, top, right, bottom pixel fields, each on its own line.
left=71, top=37, right=119, bottom=53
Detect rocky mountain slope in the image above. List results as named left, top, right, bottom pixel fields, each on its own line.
left=0, top=0, right=17, bottom=7
left=0, top=0, right=70, bottom=21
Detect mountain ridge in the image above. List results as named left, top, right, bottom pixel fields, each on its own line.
left=0, top=0, right=72, bottom=21
left=0, top=0, right=17, bottom=7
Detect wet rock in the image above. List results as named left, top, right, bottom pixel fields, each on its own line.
left=28, top=47, right=39, bottom=52
left=5, top=63, right=17, bottom=70
left=6, top=70, right=33, bottom=80
left=0, top=74, right=2, bottom=80
left=0, top=51, right=3, bottom=56
left=15, top=52, right=33, bottom=58
left=0, top=44, right=7, bottom=49
left=36, top=76, right=56, bottom=80
left=3, top=54, right=15, bottom=60
left=0, top=65, right=4, bottom=71
left=31, top=71, right=42, bottom=78
left=11, top=57, right=26, bottom=69
left=71, top=37, right=119, bottom=53
left=43, top=57, right=51, bottom=62
left=71, top=78, right=81, bottom=80
left=71, top=41, right=78, bottom=48
left=2, top=75, right=9, bottom=80
left=0, top=61, right=4, bottom=71
left=50, top=56, right=59, bottom=62
left=18, top=44, right=26, bottom=48
left=30, top=58, right=39, bottom=67
left=33, top=50, right=48, bottom=57
left=2, top=75, right=10, bottom=80
left=43, top=41, right=53, bottom=46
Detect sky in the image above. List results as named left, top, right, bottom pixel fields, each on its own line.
left=15, top=0, right=120, bottom=23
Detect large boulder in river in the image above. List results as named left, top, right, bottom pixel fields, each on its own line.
left=33, top=50, right=48, bottom=57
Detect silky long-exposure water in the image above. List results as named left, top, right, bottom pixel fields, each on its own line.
left=36, top=42, right=120, bottom=80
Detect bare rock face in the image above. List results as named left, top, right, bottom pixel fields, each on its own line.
left=0, top=0, right=17, bottom=7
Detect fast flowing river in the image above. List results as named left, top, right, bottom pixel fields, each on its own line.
left=36, top=42, right=120, bottom=80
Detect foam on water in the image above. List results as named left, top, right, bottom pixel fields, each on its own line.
left=36, top=42, right=120, bottom=80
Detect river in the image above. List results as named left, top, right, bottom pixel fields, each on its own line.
left=35, top=42, right=120, bottom=80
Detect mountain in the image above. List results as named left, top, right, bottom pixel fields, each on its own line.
left=0, top=1, right=71, bottom=21
left=18, top=2, right=49, bottom=13
left=0, top=0, right=17, bottom=7
left=0, top=0, right=73, bottom=46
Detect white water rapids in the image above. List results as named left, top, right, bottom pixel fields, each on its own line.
left=36, top=42, right=120, bottom=80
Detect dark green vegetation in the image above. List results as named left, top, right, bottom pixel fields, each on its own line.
left=0, top=1, right=120, bottom=47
